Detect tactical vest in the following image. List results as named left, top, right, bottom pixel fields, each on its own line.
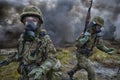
left=17, top=30, right=47, bottom=75
left=76, top=33, right=98, bottom=57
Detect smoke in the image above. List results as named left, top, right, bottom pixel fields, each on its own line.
left=42, top=0, right=83, bottom=45
left=0, top=0, right=26, bottom=48
left=114, top=14, right=120, bottom=40
left=0, top=0, right=120, bottom=48
left=93, top=0, right=120, bottom=41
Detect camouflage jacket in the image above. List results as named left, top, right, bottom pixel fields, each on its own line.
left=76, top=31, right=114, bottom=55
left=16, top=30, right=57, bottom=74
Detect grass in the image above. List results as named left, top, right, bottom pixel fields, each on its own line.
left=90, top=47, right=120, bottom=67
left=0, top=46, right=120, bottom=80
left=0, top=55, right=19, bottom=80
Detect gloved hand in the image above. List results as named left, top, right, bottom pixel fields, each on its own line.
left=107, top=51, right=114, bottom=54
left=28, top=68, right=43, bottom=79
left=108, top=48, right=115, bottom=51
left=107, top=48, right=115, bottom=55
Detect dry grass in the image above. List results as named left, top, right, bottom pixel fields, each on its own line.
left=0, top=55, right=19, bottom=80
left=90, top=47, right=120, bottom=67
left=0, top=46, right=120, bottom=80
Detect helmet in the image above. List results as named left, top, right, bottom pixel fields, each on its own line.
left=20, top=5, right=43, bottom=24
left=92, top=16, right=104, bottom=27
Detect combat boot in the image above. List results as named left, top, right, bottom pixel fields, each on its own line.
left=67, top=70, right=74, bottom=80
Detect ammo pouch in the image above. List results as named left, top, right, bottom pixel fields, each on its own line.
left=17, top=62, right=32, bottom=75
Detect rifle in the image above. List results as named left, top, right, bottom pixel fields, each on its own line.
left=0, top=52, right=17, bottom=67
left=83, top=0, right=93, bottom=34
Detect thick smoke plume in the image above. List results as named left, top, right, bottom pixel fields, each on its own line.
left=0, top=0, right=120, bottom=48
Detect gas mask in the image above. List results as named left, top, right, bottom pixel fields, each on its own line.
left=23, top=21, right=38, bottom=41
left=89, top=22, right=102, bottom=34
left=95, top=25, right=102, bottom=33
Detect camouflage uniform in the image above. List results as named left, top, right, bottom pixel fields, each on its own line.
left=0, top=5, right=62, bottom=80
left=17, top=31, right=62, bottom=80
left=68, top=16, right=115, bottom=80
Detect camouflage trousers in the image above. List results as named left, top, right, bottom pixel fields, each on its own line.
left=18, top=70, right=62, bottom=80
left=71, top=52, right=96, bottom=80
left=18, top=60, right=62, bottom=80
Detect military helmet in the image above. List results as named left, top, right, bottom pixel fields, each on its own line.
left=20, top=5, right=43, bottom=24
left=92, top=16, right=104, bottom=27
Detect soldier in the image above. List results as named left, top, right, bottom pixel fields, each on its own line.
left=0, top=5, right=62, bottom=80
left=67, top=16, right=115, bottom=80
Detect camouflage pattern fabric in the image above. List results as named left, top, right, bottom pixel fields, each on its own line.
left=92, top=16, right=104, bottom=27
left=19, top=5, right=62, bottom=80
left=74, top=31, right=97, bottom=80
left=20, top=5, right=43, bottom=24
left=16, top=30, right=62, bottom=80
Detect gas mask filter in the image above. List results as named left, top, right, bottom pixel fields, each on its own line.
left=23, top=21, right=38, bottom=41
